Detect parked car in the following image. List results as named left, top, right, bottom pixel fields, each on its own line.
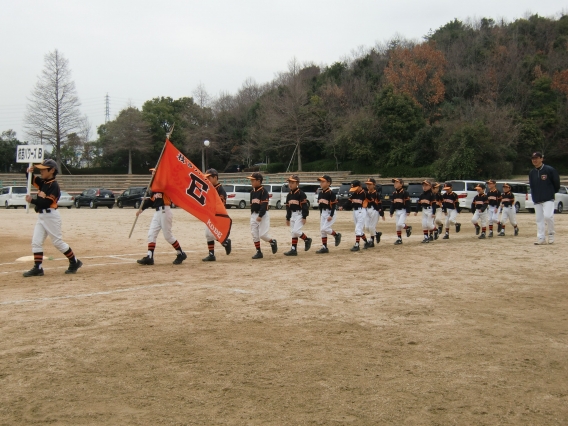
left=224, top=164, right=247, bottom=173
left=74, top=188, right=115, bottom=209
left=337, top=182, right=353, bottom=210
left=446, top=180, right=484, bottom=211
left=0, top=186, right=27, bottom=208
left=495, top=182, right=530, bottom=213
left=280, top=182, right=320, bottom=209
left=116, top=186, right=147, bottom=209
left=406, top=182, right=424, bottom=212
left=58, top=191, right=74, bottom=209
left=312, top=187, right=339, bottom=209
left=265, top=184, right=283, bottom=209
left=523, top=185, right=567, bottom=214
left=379, top=184, right=395, bottom=211
left=223, top=184, right=252, bottom=209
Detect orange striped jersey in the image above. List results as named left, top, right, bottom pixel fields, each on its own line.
left=31, top=175, right=59, bottom=210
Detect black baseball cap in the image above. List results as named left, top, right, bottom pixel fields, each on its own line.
left=486, top=179, right=496, bottom=184
left=531, top=152, right=543, bottom=158
left=286, top=174, right=300, bottom=182
left=351, top=179, right=361, bottom=187
left=246, top=172, right=263, bottom=181
left=35, top=159, right=57, bottom=170
left=365, top=177, right=376, bottom=184
left=205, top=168, right=219, bottom=177
left=475, top=183, right=486, bottom=190
left=317, top=175, right=332, bottom=183
left=443, top=182, right=452, bottom=190
left=392, top=178, right=404, bottom=184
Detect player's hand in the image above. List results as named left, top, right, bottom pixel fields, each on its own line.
left=37, top=191, right=46, bottom=198
left=25, top=195, right=32, bottom=202
left=414, top=212, right=417, bottom=216
left=382, top=216, right=385, bottom=221
left=27, top=166, right=34, bottom=173
left=301, top=219, right=306, bottom=225
left=136, top=210, right=141, bottom=217
left=327, top=216, right=333, bottom=222
left=286, top=220, right=290, bottom=226
left=256, top=216, right=262, bottom=222
left=389, top=214, right=393, bottom=218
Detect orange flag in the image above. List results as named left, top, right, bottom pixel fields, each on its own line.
left=151, top=140, right=232, bottom=244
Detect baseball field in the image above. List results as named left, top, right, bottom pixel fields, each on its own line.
left=1, top=207, right=567, bottom=425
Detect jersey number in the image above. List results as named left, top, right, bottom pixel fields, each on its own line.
left=186, top=173, right=209, bottom=205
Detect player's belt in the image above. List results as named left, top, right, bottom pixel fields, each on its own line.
left=155, top=205, right=169, bottom=211
left=38, top=208, right=56, bottom=213
left=352, top=206, right=363, bottom=210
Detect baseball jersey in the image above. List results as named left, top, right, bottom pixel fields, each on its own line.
left=29, top=174, right=60, bottom=211
left=364, top=189, right=384, bottom=216
left=347, top=187, right=366, bottom=210
left=501, top=191, right=515, bottom=208
left=250, top=186, right=269, bottom=217
left=434, top=192, right=443, bottom=208
left=417, top=189, right=437, bottom=213
left=142, top=192, right=171, bottom=210
left=318, top=187, right=337, bottom=216
left=487, top=189, right=501, bottom=207
left=285, top=188, right=309, bottom=220
left=215, top=183, right=227, bottom=205
left=442, top=191, right=460, bottom=213
left=471, top=193, right=488, bottom=212
left=389, top=188, right=410, bottom=214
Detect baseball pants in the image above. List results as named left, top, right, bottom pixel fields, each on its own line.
left=534, top=200, right=555, bottom=241
left=445, top=209, right=458, bottom=228
left=250, top=212, right=273, bottom=242
left=394, top=209, right=407, bottom=231
left=320, top=209, right=336, bottom=237
left=499, top=206, right=517, bottom=227
left=365, top=208, right=379, bottom=234
left=488, top=206, right=500, bottom=225
left=32, top=210, right=70, bottom=254
left=148, top=206, right=176, bottom=244
left=289, top=211, right=305, bottom=238
left=434, top=208, right=444, bottom=227
left=421, top=208, right=435, bottom=230
left=353, top=209, right=366, bottom=235
left=471, top=209, right=488, bottom=228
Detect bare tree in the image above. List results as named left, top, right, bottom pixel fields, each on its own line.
left=24, top=49, right=82, bottom=172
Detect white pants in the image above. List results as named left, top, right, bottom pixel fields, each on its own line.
left=499, top=206, right=517, bottom=227
left=471, top=209, right=488, bottom=228
left=352, top=209, right=366, bottom=235
left=445, top=209, right=458, bottom=228
left=320, top=210, right=336, bottom=237
left=421, top=208, right=434, bottom=230
left=205, top=226, right=215, bottom=242
left=394, top=209, right=407, bottom=231
left=488, top=206, right=500, bottom=225
left=365, top=208, right=379, bottom=234
left=32, top=209, right=70, bottom=254
left=148, top=206, right=176, bottom=244
left=535, top=201, right=555, bottom=241
left=434, top=208, right=444, bottom=226
left=289, top=211, right=305, bottom=238
left=250, top=212, right=272, bottom=242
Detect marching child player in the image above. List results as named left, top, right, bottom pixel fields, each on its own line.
left=486, top=179, right=501, bottom=237
left=202, top=168, right=232, bottom=261
left=284, top=175, right=312, bottom=256
left=23, top=159, right=83, bottom=277
left=364, top=178, right=384, bottom=247
left=432, top=182, right=444, bottom=239
left=414, top=180, right=436, bottom=243
left=389, top=178, right=412, bottom=245
left=346, top=180, right=369, bottom=251
left=441, top=182, right=461, bottom=239
left=137, top=168, right=187, bottom=265
left=498, top=183, right=519, bottom=237
left=315, top=175, right=341, bottom=254
left=471, top=183, right=489, bottom=239
left=246, top=172, right=277, bottom=259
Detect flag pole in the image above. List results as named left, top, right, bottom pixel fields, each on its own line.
left=128, top=124, right=174, bottom=238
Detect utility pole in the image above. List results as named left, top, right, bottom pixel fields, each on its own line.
left=105, top=93, right=110, bottom=123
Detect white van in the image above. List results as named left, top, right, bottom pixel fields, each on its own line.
left=0, top=186, right=28, bottom=208
left=495, top=182, right=530, bottom=212
left=222, top=184, right=251, bottom=209
left=446, top=180, right=484, bottom=211
left=526, top=185, right=568, bottom=214
left=281, top=182, right=321, bottom=209
left=264, top=184, right=284, bottom=209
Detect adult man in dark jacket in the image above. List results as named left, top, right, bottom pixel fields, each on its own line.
left=529, top=152, right=560, bottom=245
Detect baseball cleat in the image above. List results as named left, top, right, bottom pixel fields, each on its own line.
left=479, top=232, right=486, bottom=239
left=455, top=223, right=461, bottom=233
left=173, top=252, right=187, bottom=265
left=534, top=240, right=546, bottom=245
left=548, top=238, right=554, bottom=244
left=23, top=266, right=44, bottom=277
left=394, top=238, right=403, bottom=245
left=270, top=239, right=278, bottom=254
left=421, top=237, right=430, bottom=244
left=363, top=241, right=372, bottom=249
left=434, top=231, right=439, bottom=240
left=376, top=232, right=382, bottom=243
left=429, top=234, right=434, bottom=241
left=514, top=227, right=519, bottom=236
left=202, top=254, right=216, bottom=262
left=334, top=233, right=342, bottom=246
left=304, top=237, right=312, bottom=251
left=137, top=256, right=154, bottom=265
left=223, top=238, right=232, bottom=255
left=65, top=259, right=83, bottom=274
left=497, top=223, right=503, bottom=232
left=498, top=230, right=505, bottom=236
left=438, top=225, right=443, bottom=235
left=475, top=225, right=480, bottom=235
left=350, top=244, right=360, bottom=252
left=406, top=226, right=412, bottom=237
left=252, top=251, right=264, bottom=259
left=442, top=233, right=449, bottom=239
left=316, top=247, right=329, bottom=254
left=489, top=230, right=493, bottom=238
left=284, top=249, right=297, bottom=256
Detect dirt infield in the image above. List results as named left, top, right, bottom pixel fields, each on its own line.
left=1, top=207, right=567, bottom=425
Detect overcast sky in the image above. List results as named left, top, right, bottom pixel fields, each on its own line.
left=1, top=0, right=565, bottom=142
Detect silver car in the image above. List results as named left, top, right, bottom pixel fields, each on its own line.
left=58, top=191, right=74, bottom=209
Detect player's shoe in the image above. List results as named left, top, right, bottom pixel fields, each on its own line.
left=363, top=241, right=372, bottom=249
left=334, top=233, right=342, bottom=246
left=270, top=239, right=278, bottom=254
left=534, top=239, right=546, bottom=245
left=475, top=225, right=481, bottom=235
left=173, top=252, right=187, bottom=265
left=434, top=230, right=439, bottom=240
left=223, top=239, right=232, bottom=255
left=304, top=237, right=312, bottom=251
left=375, top=232, right=382, bottom=243
left=442, top=233, right=449, bottom=239
left=406, top=226, right=412, bottom=237
left=497, top=223, right=503, bottom=232
left=316, top=247, right=329, bottom=254
left=479, top=232, right=486, bottom=239
left=202, top=254, right=216, bottom=262
left=429, top=234, right=434, bottom=241
left=548, top=237, right=554, bottom=244
left=438, top=225, right=443, bottom=235
left=65, top=259, right=83, bottom=274
left=350, top=244, right=360, bottom=252
left=489, top=230, right=494, bottom=238
left=394, top=238, right=403, bottom=245
left=23, top=266, right=44, bottom=277
left=421, top=236, right=430, bottom=243
left=137, top=256, right=154, bottom=265
left=455, top=223, right=461, bottom=233
left=514, top=227, right=519, bottom=236
left=284, top=249, right=297, bottom=256
left=252, top=251, right=264, bottom=259
left=498, top=230, right=505, bottom=236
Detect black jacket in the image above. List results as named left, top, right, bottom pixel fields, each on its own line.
left=529, top=164, right=560, bottom=204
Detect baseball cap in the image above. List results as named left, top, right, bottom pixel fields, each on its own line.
left=149, top=167, right=156, bottom=172
left=317, top=175, right=332, bottom=183
left=486, top=179, right=496, bottom=184
left=246, top=172, right=263, bottom=181
left=475, top=183, right=486, bottom=190
left=433, top=182, right=441, bottom=189
left=391, top=178, right=403, bottom=184
left=531, top=152, right=543, bottom=158
left=422, top=180, right=431, bottom=186
left=204, top=168, right=219, bottom=177
left=35, top=159, right=57, bottom=170
left=503, top=182, right=511, bottom=188
left=365, top=177, right=376, bottom=184
left=443, top=182, right=452, bottom=190
left=351, top=179, right=361, bottom=187
left=286, top=174, right=300, bottom=182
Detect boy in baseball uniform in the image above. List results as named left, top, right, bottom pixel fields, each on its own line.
left=23, top=159, right=83, bottom=277
left=389, top=178, right=412, bottom=245
left=284, top=175, right=312, bottom=256
left=202, top=168, right=232, bottom=261
left=414, top=180, right=436, bottom=243
left=137, top=168, right=187, bottom=265
left=346, top=180, right=369, bottom=251
left=316, top=175, right=341, bottom=254
left=364, top=178, right=384, bottom=247
left=471, top=183, right=489, bottom=239
left=486, top=179, right=501, bottom=237
left=247, top=172, right=277, bottom=259
left=498, top=183, right=519, bottom=237
left=441, top=182, right=461, bottom=239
